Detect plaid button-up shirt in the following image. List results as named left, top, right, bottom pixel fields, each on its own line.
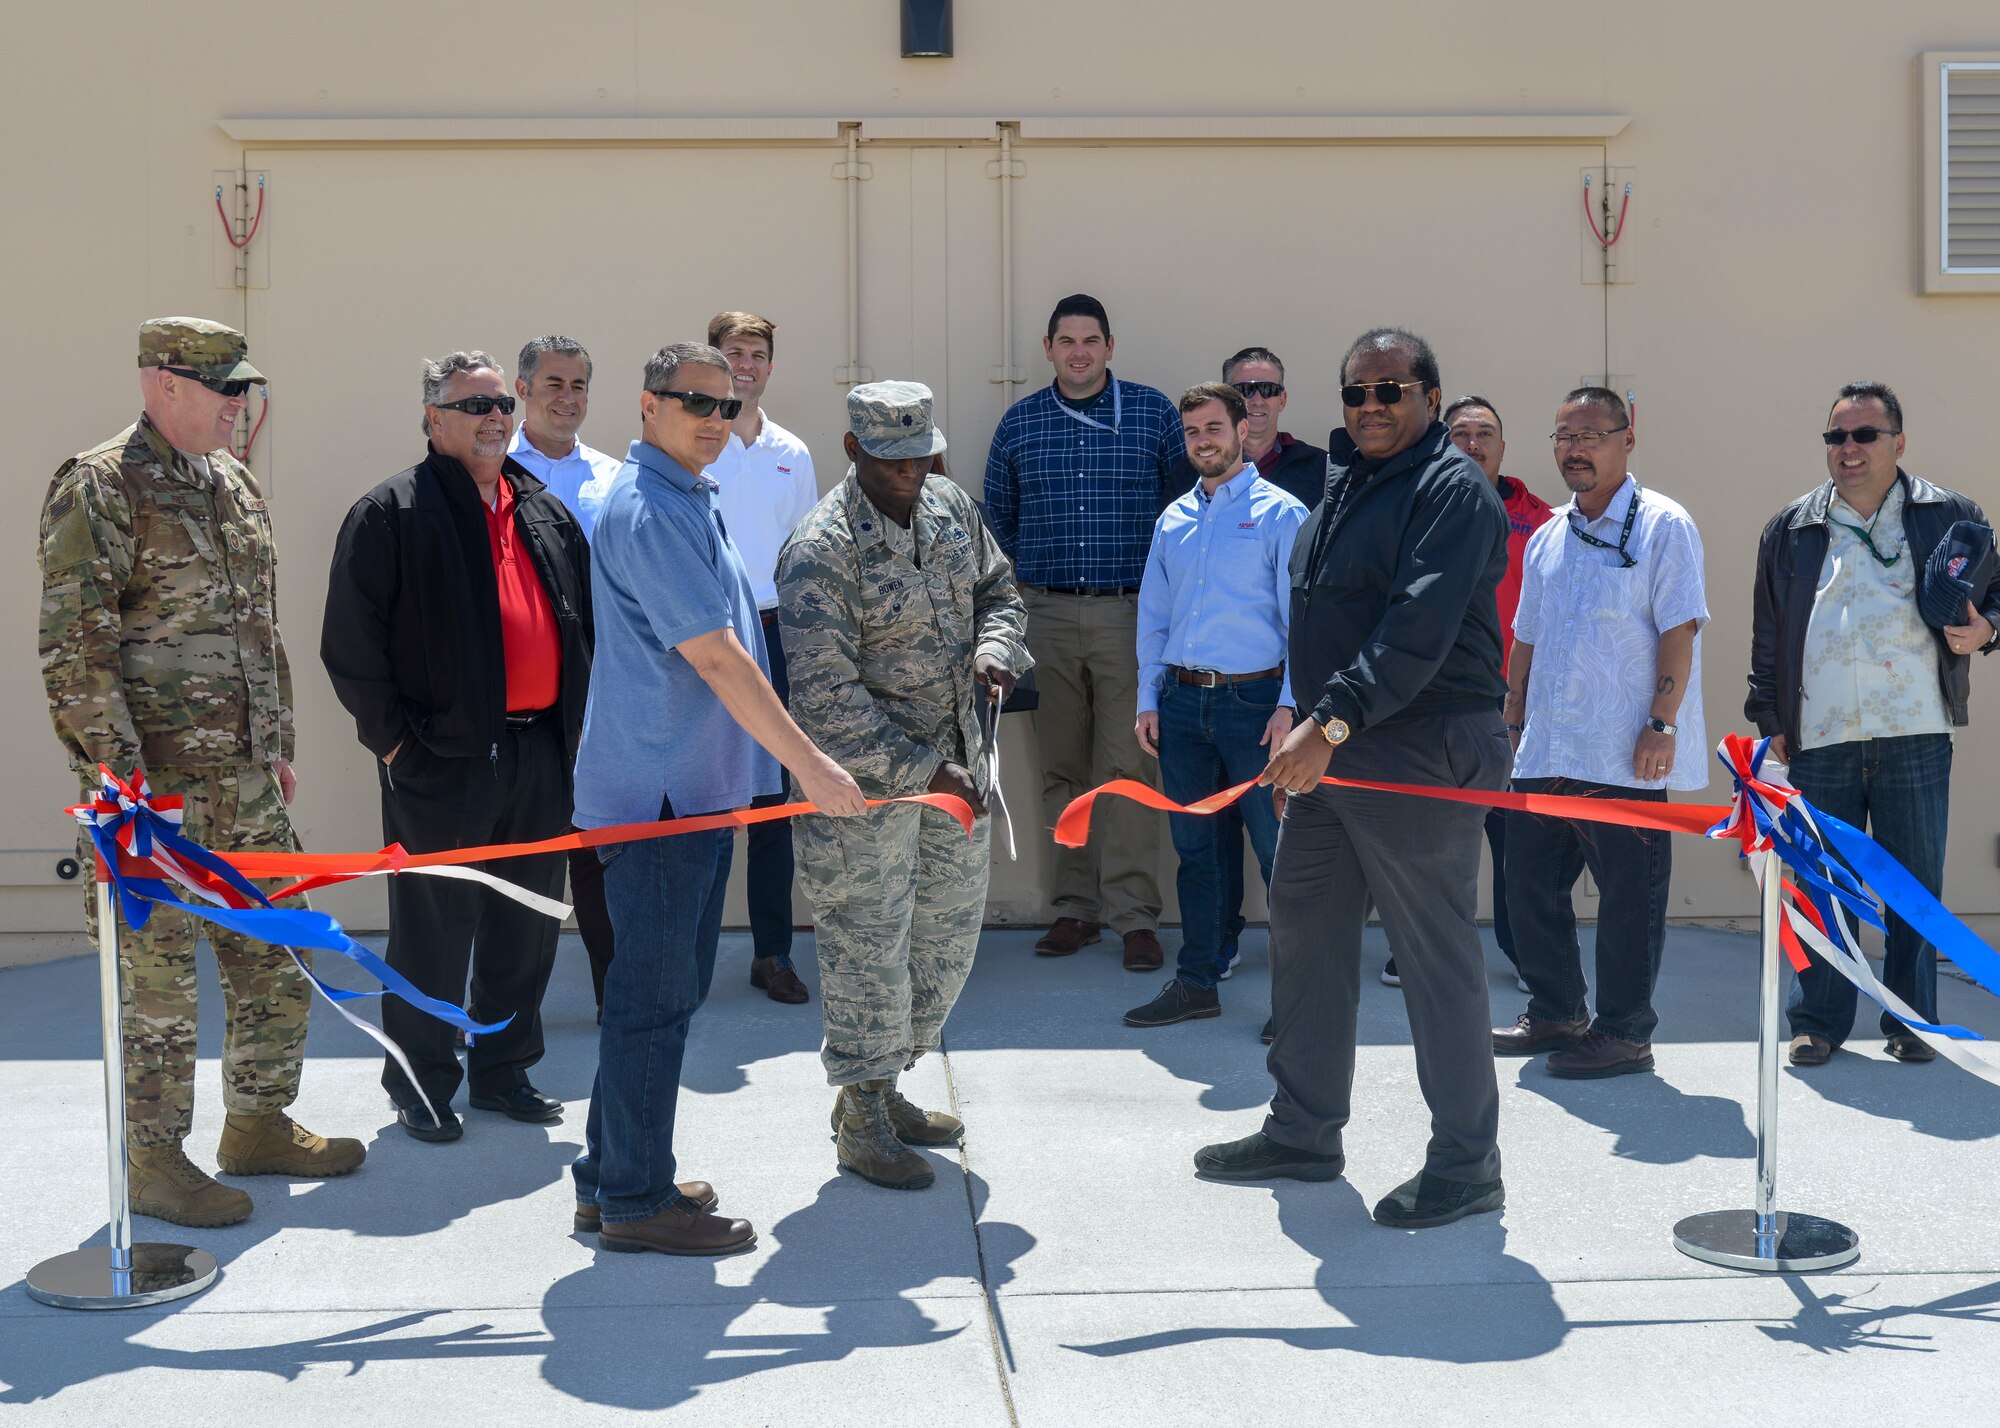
left=982, top=375, right=1186, bottom=589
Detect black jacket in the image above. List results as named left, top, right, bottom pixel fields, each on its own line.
left=1747, top=471, right=1998, bottom=752
left=322, top=448, right=593, bottom=766
left=1289, top=422, right=1508, bottom=732
left=1166, top=433, right=1329, bottom=511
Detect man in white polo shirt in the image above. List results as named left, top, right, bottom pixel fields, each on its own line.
left=507, top=334, right=625, bottom=1015
left=706, top=311, right=821, bottom=1005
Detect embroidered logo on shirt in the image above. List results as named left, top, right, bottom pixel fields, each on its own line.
left=776, top=465, right=792, bottom=474
left=1237, top=521, right=1258, bottom=529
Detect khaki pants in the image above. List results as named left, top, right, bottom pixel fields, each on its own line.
left=1023, top=587, right=1161, bottom=932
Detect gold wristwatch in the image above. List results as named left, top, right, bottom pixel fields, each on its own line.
left=1319, top=716, right=1351, bottom=747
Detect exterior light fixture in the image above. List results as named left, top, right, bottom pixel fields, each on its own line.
left=901, top=0, right=952, bottom=57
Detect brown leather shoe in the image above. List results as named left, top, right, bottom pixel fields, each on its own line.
left=574, top=1182, right=716, bottom=1232
left=1492, top=1011, right=1590, bottom=1056
left=1034, top=917, right=1102, bottom=957
left=1546, top=1031, right=1655, bottom=1079
left=598, top=1200, right=756, bottom=1256
left=1789, top=1034, right=1832, bottom=1067
left=750, top=957, right=810, bottom=1004
left=1886, top=1033, right=1936, bottom=1063
left=1121, top=929, right=1164, bottom=971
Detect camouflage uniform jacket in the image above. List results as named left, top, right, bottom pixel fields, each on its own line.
left=39, top=416, right=293, bottom=774
left=777, top=473, right=1031, bottom=799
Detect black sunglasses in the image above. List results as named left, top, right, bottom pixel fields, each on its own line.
left=1340, top=379, right=1427, bottom=408
left=163, top=367, right=254, bottom=399
left=1821, top=426, right=1900, bottom=447
left=651, top=389, right=745, bottom=420
left=432, top=395, right=517, bottom=417
left=1232, top=380, right=1285, bottom=399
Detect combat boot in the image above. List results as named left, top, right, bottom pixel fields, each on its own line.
left=217, top=1111, right=367, bottom=1177
left=835, top=1079, right=935, bottom=1190
left=128, top=1142, right=253, bottom=1227
left=828, top=1080, right=964, bottom=1146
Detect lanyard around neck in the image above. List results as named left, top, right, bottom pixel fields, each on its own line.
left=1568, top=484, right=1639, bottom=568
left=1829, top=501, right=1901, bottom=567
left=1055, top=378, right=1120, bottom=433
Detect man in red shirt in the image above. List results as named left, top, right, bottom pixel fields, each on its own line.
left=323, top=351, right=593, bottom=1142
left=1436, top=396, right=1552, bottom=991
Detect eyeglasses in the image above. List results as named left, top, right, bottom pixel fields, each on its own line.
left=1821, top=426, right=1900, bottom=447
left=1232, top=380, right=1285, bottom=399
left=163, top=367, right=254, bottom=399
left=431, top=395, right=517, bottom=417
left=650, top=389, right=745, bottom=420
left=1339, top=379, right=1426, bottom=408
left=1549, top=426, right=1630, bottom=448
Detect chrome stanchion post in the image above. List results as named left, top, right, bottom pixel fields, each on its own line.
left=26, top=853, right=217, bottom=1309
left=1673, top=850, right=1859, bottom=1272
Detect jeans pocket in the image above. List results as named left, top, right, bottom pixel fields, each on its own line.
left=595, top=841, right=626, bottom=868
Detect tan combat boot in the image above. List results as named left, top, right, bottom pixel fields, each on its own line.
left=830, top=1078, right=966, bottom=1146
left=835, top=1079, right=935, bottom=1190
left=128, top=1142, right=253, bottom=1227
left=217, top=1111, right=366, bottom=1177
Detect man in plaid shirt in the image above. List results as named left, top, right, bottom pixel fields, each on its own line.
left=984, top=294, right=1186, bottom=971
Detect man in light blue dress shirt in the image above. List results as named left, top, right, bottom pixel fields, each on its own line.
left=506, top=335, right=624, bottom=538
left=1126, top=382, right=1306, bottom=1028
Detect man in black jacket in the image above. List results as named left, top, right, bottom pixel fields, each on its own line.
left=1748, top=380, right=1998, bottom=1067
left=1193, top=327, right=1513, bottom=1230
left=323, top=350, right=592, bottom=1142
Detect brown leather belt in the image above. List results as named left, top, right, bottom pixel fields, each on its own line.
left=1170, top=665, right=1283, bottom=687
left=1025, top=583, right=1140, bottom=598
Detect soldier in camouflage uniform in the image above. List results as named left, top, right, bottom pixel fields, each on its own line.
left=37, top=317, right=363, bottom=1229
left=777, top=381, right=1030, bottom=1190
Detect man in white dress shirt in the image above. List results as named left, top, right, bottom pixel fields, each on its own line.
left=1492, top=387, right=1708, bottom=1079
left=508, top=335, right=624, bottom=539
left=506, top=334, right=624, bottom=1013
left=706, top=311, right=820, bottom=1005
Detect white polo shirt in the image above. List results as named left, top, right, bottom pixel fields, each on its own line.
left=707, top=413, right=819, bottom=610
left=1512, top=473, right=1711, bottom=791
left=506, top=425, right=623, bottom=541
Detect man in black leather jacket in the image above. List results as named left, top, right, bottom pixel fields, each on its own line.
left=1747, top=380, right=1997, bottom=1067
left=323, top=350, right=592, bottom=1140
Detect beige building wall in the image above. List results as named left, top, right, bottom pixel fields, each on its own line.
left=6, top=1, right=1997, bottom=947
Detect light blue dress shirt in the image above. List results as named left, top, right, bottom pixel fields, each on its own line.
left=505, top=425, right=624, bottom=541
left=1136, top=463, right=1307, bottom=715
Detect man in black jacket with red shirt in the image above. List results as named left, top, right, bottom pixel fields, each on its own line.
left=323, top=350, right=592, bottom=1142
left=1193, top=327, right=1513, bottom=1230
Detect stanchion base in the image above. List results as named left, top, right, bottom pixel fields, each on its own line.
left=25, top=1244, right=218, bottom=1309
left=1672, top=1209, right=1859, bottom=1272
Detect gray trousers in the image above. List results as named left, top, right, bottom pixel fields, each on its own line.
left=1264, top=709, right=1510, bottom=1184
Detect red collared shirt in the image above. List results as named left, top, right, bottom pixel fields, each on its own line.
left=484, top=478, right=562, bottom=712
left=1496, top=474, right=1555, bottom=671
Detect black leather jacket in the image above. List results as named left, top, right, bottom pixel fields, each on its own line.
left=1746, top=471, right=1998, bottom=752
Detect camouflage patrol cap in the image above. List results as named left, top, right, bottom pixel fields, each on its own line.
left=136, top=317, right=265, bottom=382
left=847, top=380, right=947, bottom=460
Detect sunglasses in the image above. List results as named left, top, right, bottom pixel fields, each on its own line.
left=651, top=389, right=745, bottom=420
left=1339, top=379, right=1427, bottom=408
left=1232, top=380, right=1285, bottom=399
left=1821, top=426, right=1900, bottom=447
left=163, top=367, right=254, bottom=399
left=432, top=395, right=517, bottom=417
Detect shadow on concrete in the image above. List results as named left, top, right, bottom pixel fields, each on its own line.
left=1062, top=1179, right=1568, bottom=1363
left=1785, top=1055, right=2000, bottom=1143
left=1516, top=1067, right=1755, bottom=1163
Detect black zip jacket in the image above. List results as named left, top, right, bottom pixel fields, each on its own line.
left=1747, top=471, right=1998, bottom=752
left=1289, top=421, right=1508, bottom=732
left=1166, top=433, right=1330, bottom=511
left=322, top=447, right=593, bottom=767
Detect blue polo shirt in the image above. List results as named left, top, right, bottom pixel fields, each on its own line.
left=572, top=440, right=780, bottom=826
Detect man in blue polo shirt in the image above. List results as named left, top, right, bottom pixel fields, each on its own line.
left=568, top=341, right=865, bottom=1258
left=985, top=293, right=1185, bottom=973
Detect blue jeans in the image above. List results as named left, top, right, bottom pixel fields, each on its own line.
left=1157, top=676, right=1283, bottom=989
left=571, top=815, right=734, bottom=1224
left=1786, top=733, right=1951, bottom=1047
left=745, top=618, right=796, bottom=966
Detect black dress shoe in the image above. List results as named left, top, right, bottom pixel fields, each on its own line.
left=1259, top=1017, right=1275, bottom=1045
left=1124, top=977, right=1220, bottom=1027
left=395, top=1102, right=462, bottom=1143
left=470, top=1085, right=564, bottom=1122
left=1193, top=1130, right=1344, bottom=1183
left=1372, top=1170, right=1504, bottom=1228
